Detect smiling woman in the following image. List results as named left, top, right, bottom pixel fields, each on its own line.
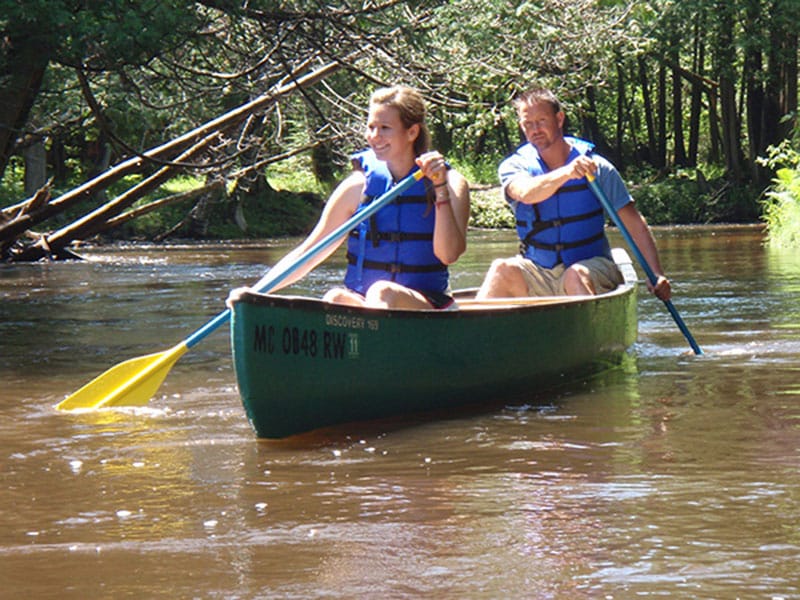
left=226, top=85, right=471, bottom=311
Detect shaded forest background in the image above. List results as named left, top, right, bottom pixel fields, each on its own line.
left=1, top=0, right=798, bottom=261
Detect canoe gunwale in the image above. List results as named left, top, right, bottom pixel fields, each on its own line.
left=232, top=246, right=639, bottom=315
left=233, top=280, right=635, bottom=317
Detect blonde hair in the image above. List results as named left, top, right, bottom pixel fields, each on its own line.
left=369, top=86, right=431, bottom=157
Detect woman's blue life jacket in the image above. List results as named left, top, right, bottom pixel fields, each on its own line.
left=343, top=149, right=448, bottom=296
left=506, top=138, right=612, bottom=269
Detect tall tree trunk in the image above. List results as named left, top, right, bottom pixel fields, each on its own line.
left=770, top=0, right=799, bottom=145
left=715, top=1, right=745, bottom=180
left=670, top=41, right=688, bottom=167
left=778, top=28, right=798, bottom=139
left=638, top=55, right=657, bottom=167
left=743, top=0, right=767, bottom=182
left=720, top=79, right=744, bottom=178
left=495, top=118, right=513, bottom=154
left=657, top=61, right=668, bottom=169
left=0, top=36, right=50, bottom=180
left=707, top=85, right=722, bottom=165
left=23, top=139, right=48, bottom=197
left=687, top=21, right=706, bottom=167
left=582, top=85, right=612, bottom=159
left=582, top=85, right=601, bottom=142
left=616, top=58, right=625, bottom=165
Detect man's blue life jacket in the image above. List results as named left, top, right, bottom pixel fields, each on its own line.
left=512, top=139, right=611, bottom=269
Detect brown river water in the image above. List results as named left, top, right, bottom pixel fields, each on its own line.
left=1, top=225, right=799, bottom=598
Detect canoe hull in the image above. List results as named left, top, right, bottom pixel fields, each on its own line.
left=231, top=277, right=637, bottom=439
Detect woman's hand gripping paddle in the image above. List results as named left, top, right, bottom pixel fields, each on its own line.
left=56, top=171, right=425, bottom=411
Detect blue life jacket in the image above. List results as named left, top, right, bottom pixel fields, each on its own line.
left=512, top=139, right=611, bottom=268
left=344, top=150, right=448, bottom=296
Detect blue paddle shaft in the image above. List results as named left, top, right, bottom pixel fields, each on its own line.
left=185, top=170, right=425, bottom=349
left=587, top=177, right=703, bottom=355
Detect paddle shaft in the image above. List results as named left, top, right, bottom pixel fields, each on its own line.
left=185, top=170, right=426, bottom=349
left=587, top=175, right=703, bottom=355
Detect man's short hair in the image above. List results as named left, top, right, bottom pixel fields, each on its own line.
left=513, top=88, right=562, bottom=114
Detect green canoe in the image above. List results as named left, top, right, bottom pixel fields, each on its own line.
left=230, top=249, right=638, bottom=439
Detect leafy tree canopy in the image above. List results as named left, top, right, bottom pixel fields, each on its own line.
left=0, top=0, right=797, bottom=256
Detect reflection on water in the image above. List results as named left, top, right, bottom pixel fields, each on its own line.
left=1, top=225, right=800, bottom=598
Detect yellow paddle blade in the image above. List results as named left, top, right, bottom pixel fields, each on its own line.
left=55, top=343, right=189, bottom=411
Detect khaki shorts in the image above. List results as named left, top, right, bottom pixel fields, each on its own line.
left=511, top=255, right=624, bottom=296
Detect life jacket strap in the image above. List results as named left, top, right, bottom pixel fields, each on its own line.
left=517, top=207, right=604, bottom=237
left=520, top=230, right=606, bottom=255
left=362, top=194, right=429, bottom=206
left=349, top=230, right=434, bottom=243
left=346, top=254, right=447, bottom=274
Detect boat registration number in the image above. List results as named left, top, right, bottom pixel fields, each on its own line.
left=252, top=325, right=356, bottom=360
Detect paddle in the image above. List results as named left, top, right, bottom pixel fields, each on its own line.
left=587, top=173, right=703, bottom=355
left=56, top=170, right=426, bottom=411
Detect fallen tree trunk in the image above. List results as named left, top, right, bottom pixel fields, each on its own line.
left=103, top=180, right=226, bottom=233
left=11, top=136, right=216, bottom=261
left=1, top=58, right=342, bottom=262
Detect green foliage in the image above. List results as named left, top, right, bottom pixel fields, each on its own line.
left=761, top=168, right=800, bottom=248
left=389, top=0, right=650, bottom=165
left=267, top=156, right=335, bottom=198
left=200, top=191, right=322, bottom=240
left=759, top=124, right=800, bottom=172
left=758, top=119, right=800, bottom=247
left=0, top=157, right=24, bottom=202
left=4, top=0, right=798, bottom=245
left=630, top=168, right=760, bottom=224
left=1, top=0, right=202, bottom=68
left=757, top=113, right=800, bottom=247
left=448, top=155, right=503, bottom=186
left=468, top=186, right=514, bottom=229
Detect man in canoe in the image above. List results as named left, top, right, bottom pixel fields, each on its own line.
left=476, top=87, right=671, bottom=301
left=227, top=85, right=470, bottom=310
